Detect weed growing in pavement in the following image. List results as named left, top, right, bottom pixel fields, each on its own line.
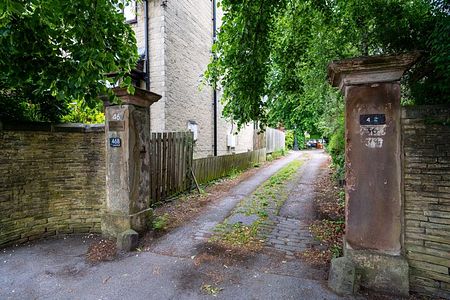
left=235, top=159, right=302, bottom=217
left=211, top=159, right=304, bottom=250
left=210, top=222, right=264, bottom=250
left=201, top=284, right=223, bottom=296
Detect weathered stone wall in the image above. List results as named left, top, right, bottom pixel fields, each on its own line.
left=0, top=124, right=105, bottom=247
left=402, top=105, right=450, bottom=299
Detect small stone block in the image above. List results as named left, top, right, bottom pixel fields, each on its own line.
left=117, top=229, right=139, bottom=251
left=328, top=257, right=357, bottom=296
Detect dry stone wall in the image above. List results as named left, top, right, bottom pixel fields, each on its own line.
left=0, top=123, right=105, bottom=247
left=402, top=105, right=450, bottom=299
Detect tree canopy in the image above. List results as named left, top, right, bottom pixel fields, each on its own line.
left=206, top=0, right=449, bottom=134
left=0, top=0, right=138, bottom=122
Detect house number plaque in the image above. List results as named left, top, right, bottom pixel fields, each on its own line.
left=359, top=114, right=386, bottom=125
left=109, top=137, right=122, bottom=148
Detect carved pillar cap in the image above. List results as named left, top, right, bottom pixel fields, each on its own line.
left=328, top=52, right=421, bottom=92
left=102, top=87, right=162, bottom=108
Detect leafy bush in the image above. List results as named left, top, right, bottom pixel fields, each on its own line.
left=61, top=100, right=105, bottom=124
left=327, top=120, right=345, bottom=181
left=285, top=130, right=294, bottom=149
left=152, top=213, right=170, bottom=231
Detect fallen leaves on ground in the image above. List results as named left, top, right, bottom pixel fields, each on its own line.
left=298, top=159, right=345, bottom=267
left=86, top=239, right=117, bottom=264
left=297, top=248, right=333, bottom=267
left=309, top=219, right=344, bottom=251
left=313, top=171, right=344, bottom=221
left=193, top=242, right=256, bottom=267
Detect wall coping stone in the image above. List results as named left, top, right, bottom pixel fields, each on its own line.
left=401, top=105, right=450, bottom=119
left=328, top=52, right=421, bottom=91
left=0, top=121, right=105, bottom=133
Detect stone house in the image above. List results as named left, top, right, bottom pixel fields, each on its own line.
left=124, top=0, right=257, bottom=158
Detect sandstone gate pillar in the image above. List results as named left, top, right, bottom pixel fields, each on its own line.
left=102, top=88, right=161, bottom=246
left=327, top=53, right=420, bottom=296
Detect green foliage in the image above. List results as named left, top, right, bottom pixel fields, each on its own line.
left=61, top=99, right=105, bottom=124
left=205, top=0, right=286, bottom=130
left=267, top=148, right=286, bottom=161
left=286, top=129, right=306, bottom=150
left=0, top=0, right=138, bottom=122
left=285, top=130, right=294, bottom=149
left=205, top=0, right=449, bottom=160
left=152, top=213, right=169, bottom=231
left=326, top=114, right=345, bottom=180
left=226, top=167, right=241, bottom=180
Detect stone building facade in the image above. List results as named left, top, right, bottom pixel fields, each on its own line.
left=129, top=0, right=256, bottom=158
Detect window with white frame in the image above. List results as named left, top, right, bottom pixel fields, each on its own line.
left=120, top=0, right=137, bottom=23
left=187, top=121, right=198, bottom=141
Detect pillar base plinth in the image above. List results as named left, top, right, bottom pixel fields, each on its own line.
left=329, top=250, right=409, bottom=297
left=101, top=213, right=132, bottom=238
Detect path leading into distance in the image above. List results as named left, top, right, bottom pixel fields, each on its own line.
left=0, top=150, right=353, bottom=300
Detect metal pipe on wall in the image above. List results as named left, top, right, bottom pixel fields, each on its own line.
left=144, top=0, right=150, bottom=90
left=212, top=0, right=218, bottom=156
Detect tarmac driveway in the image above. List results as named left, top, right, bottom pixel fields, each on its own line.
left=0, top=151, right=351, bottom=300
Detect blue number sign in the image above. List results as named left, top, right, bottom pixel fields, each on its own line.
left=360, top=114, right=386, bottom=125
left=110, top=137, right=122, bottom=148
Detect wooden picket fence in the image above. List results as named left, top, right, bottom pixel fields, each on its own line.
left=149, top=131, right=193, bottom=204
left=192, top=148, right=266, bottom=184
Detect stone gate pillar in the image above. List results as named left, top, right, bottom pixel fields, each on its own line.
left=327, top=53, right=420, bottom=296
left=102, top=88, right=161, bottom=246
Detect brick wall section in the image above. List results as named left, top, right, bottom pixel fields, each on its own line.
left=402, top=105, right=450, bottom=299
left=0, top=124, right=105, bottom=247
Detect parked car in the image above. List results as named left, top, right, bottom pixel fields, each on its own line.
left=317, top=139, right=326, bottom=149
left=306, top=139, right=317, bottom=148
